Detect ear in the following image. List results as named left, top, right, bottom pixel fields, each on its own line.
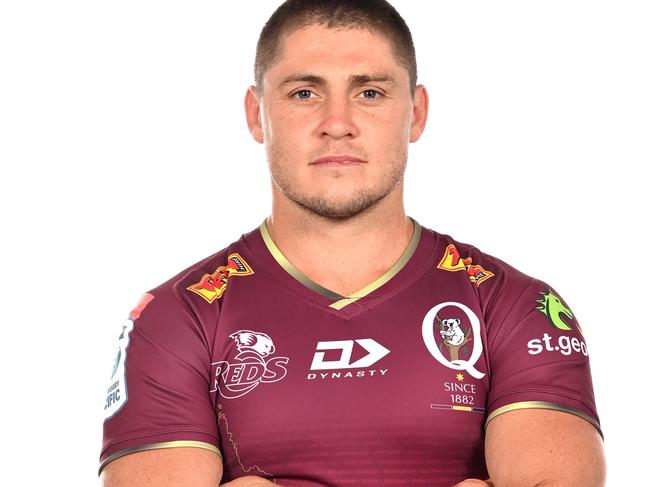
left=409, top=84, right=429, bottom=143
left=244, top=85, right=264, bottom=144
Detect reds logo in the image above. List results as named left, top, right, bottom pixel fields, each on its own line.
left=187, top=253, right=254, bottom=303
left=437, top=244, right=494, bottom=287
left=210, top=330, right=290, bottom=399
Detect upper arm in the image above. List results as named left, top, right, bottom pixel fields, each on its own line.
left=485, top=408, right=605, bottom=487
left=101, top=447, right=223, bottom=487
left=100, top=290, right=221, bottom=475
left=484, top=278, right=600, bottom=426
left=477, top=270, right=604, bottom=485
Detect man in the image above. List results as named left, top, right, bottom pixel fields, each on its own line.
left=100, top=1, right=605, bottom=485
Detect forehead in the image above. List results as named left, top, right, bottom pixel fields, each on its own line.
left=265, top=24, right=407, bottom=84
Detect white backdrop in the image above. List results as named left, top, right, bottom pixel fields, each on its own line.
left=1, top=1, right=647, bottom=485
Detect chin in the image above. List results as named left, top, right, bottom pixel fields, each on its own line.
left=293, top=190, right=388, bottom=220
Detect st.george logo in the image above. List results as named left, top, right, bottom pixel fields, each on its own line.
left=211, top=330, right=289, bottom=399
left=536, top=289, right=581, bottom=333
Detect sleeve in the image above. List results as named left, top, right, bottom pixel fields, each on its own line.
left=483, top=274, right=602, bottom=437
left=99, top=288, right=221, bottom=474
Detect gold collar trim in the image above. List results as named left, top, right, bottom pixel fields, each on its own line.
left=259, top=218, right=421, bottom=310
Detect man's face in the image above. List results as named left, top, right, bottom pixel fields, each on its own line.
left=246, top=24, right=428, bottom=219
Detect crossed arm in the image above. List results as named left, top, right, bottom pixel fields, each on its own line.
left=101, top=408, right=605, bottom=487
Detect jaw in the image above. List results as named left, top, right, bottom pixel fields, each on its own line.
left=271, top=177, right=406, bottom=224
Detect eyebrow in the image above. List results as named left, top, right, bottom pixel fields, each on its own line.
left=277, top=73, right=397, bottom=89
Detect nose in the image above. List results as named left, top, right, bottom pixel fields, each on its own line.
left=316, top=95, right=360, bottom=140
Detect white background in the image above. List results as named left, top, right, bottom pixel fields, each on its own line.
left=1, top=1, right=647, bottom=485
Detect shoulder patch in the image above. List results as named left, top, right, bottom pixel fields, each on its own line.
left=187, top=253, right=254, bottom=303
left=103, top=319, right=134, bottom=421
left=103, top=293, right=154, bottom=421
left=536, top=288, right=582, bottom=334
left=437, top=244, right=494, bottom=287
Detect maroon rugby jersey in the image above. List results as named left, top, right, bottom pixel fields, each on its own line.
left=100, top=219, right=600, bottom=485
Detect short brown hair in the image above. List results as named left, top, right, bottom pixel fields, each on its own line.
left=254, top=0, right=417, bottom=94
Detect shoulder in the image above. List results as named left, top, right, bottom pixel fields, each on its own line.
left=125, top=229, right=260, bottom=348
left=424, top=227, right=563, bottom=333
left=145, top=230, right=256, bottom=311
left=428, top=228, right=538, bottom=294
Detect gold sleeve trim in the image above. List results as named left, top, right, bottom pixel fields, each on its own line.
left=98, top=440, right=221, bottom=476
left=260, top=217, right=422, bottom=310
left=485, top=400, right=603, bottom=438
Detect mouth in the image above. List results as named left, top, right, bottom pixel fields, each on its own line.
left=310, top=154, right=366, bottom=167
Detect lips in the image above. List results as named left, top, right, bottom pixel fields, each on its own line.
left=310, top=155, right=365, bottom=166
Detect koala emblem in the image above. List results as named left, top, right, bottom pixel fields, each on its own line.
left=439, top=318, right=466, bottom=346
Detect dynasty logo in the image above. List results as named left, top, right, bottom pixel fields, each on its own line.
left=307, top=338, right=390, bottom=380
left=211, top=330, right=289, bottom=399
left=187, top=253, right=254, bottom=303
left=437, top=244, right=494, bottom=287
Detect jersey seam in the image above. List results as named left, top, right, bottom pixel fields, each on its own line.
left=485, top=400, right=603, bottom=439
left=102, top=427, right=219, bottom=455
left=167, top=244, right=238, bottom=358
left=239, top=239, right=356, bottom=318
left=482, top=276, right=541, bottom=389
left=135, top=324, right=211, bottom=382
left=489, top=386, right=597, bottom=415
left=485, top=276, right=539, bottom=359
left=173, top=280, right=215, bottom=355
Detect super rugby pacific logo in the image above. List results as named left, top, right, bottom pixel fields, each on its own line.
left=210, top=330, right=289, bottom=399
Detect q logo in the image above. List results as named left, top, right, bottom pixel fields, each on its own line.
left=422, top=302, right=485, bottom=379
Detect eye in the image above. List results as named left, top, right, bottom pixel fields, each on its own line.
left=360, top=89, right=381, bottom=99
left=292, top=90, right=313, bottom=99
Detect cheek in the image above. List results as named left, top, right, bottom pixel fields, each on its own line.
left=265, top=133, right=298, bottom=167
left=263, top=101, right=313, bottom=137
left=264, top=114, right=310, bottom=156
left=364, top=110, right=411, bottom=147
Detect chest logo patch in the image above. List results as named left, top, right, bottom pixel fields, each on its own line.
left=187, top=253, right=254, bottom=304
left=310, top=339, right=390, bottom=370
left=211, top=330, right=289, bottom=399
left=437, top=244, right=494, bottom=287
left=422, top=302, right=485, bottom=379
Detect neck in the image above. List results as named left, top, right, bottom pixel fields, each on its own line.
left=265, top=185, right=414, bottom=297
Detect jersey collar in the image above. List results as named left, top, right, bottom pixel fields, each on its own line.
left=259, top=218, right=422, bottom=310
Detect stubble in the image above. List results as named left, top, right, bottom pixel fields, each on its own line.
left=267, top=144, right=407, bottom=220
